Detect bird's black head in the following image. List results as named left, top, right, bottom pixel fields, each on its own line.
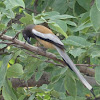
left=22, top=24, right=35, bottom=44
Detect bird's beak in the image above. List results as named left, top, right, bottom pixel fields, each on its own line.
left=26, top=37, right=31, bottom=44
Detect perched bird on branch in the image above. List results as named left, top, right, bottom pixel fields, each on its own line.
left=22, top=24, right=96, bottom=99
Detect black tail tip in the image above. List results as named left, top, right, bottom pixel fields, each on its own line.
left=90, top=88, right=96, bottom=100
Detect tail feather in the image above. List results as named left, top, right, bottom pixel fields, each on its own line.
left=62, top=58, right=73, bottom=70
left=55, top=46, right=92, bottom=91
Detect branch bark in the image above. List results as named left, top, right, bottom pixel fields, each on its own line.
left=79, top=66, right=95, bottom=77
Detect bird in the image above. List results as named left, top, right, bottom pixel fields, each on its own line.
left=22, top=24, right=96, bottom=98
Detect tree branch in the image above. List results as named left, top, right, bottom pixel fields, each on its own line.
left=79, top=65, right=95, bottom=77
left=10, top=73, right=98, bottom=88
left=0, top=34, right=97, bottom=76
left=33, top=0, right=38, bottom=15
left=0, top=34, right=65, bottom=65
left=11, top=72, right=49, bottom=88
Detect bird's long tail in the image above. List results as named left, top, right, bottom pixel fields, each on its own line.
left=55, top=46, right=96, bottom=98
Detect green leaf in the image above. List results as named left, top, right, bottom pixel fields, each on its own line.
left=51, top=19, right=67, bottom=32
left=66, top=96, right=86, bottom=100
left=3, top=78, right=17, bottom=100
left=75, top=97, right=86, bottom=100
left=77, top=0, right=91, bottom=10
left=59, top=92, right=67, bottom=99
left=50, top=15, right=76, bottom=20
left=13, top=50, right=21, bottom=59
left=90, top=4, right=100, bottom=31
left=18, top=95, right=26, bottom=100
left=0, top=44, right=7, bottom=48
left=12, top=23, right=24, bottom=31
left=51, top=90, right=60, bottom=98
left=66, top=20, right=77, bottom=27
left=9, top=59, right=15, bottom=65
left=51, top=0, right=68, bottom=14
left=28, top=94, right=35, bottom=100
left=88, top=45, right=100, bottom=58
left=66, top=96, right=85, bottom=100
left=21, top=58, right=39, bottom=80
left=50, top=76, right=66, bottom=92
left=0, top=12, right=2, bottom=21
left=51, top=75, right=61, bottom=83
left=73, top=22, right=92, bottom=32
left=2, top=86, right=12, bottom=100
left=0, top=61, right=2, bottom=67
left=48, top=21, right=68, bottom=38
left=18, top=33, right=23, bottom=41
left=7, top=0, right=25, bottom=8
left=0, top=24, right=5, bottom=31
left=66, top=96, right=75, bottom=100
left=33, top=14, right=46, bottom=24
left=44, top=11, right=60, bottom=19
left=0, top=40, right=7, bottom=48
left=95, top=66, right=100, bottom=84
left=0, top=54, right=12, bottom=89
left=64, top=36, right=92, bottom=47
left=91, top=50, right=100, bottom=58
left=35, top=71, right=44, bottom=82
left=90, top=57, right=100, bottom=65
left=96, top=0, right=100, bottom=11
left=7, top=63, right=24, bottom=78
left=0, top=16, right=10, bottom=26
left=69, top=48, right=86, bottom=58
left=64, top=70, right=77, bottom=97
left=20, top=13, right=33, bottom=25
left=60, top=67, right=68, bottom=75
left=76, top=81, right=84, bottom=97
left=50, top=68, right=64, bottom=79
left=5, top=29, right=16, bottom=37
left=74, top=1, right=86, bottom=16
left=96, top=34, right=100, bottom=45
left=3, top=9, right=15, bottom=18
left=4, top=0, right=12, bottom=10
left=0, top=2, right=5, bottom=11
left=79, top=12, right=90, bottom=24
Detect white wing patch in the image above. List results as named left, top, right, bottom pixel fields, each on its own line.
left=32, top=29, right=64, bottom=46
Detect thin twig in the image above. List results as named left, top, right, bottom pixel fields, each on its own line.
left=0, top=52, right=9, bottom=55
left=24, top=51, right=65, bottom=67
left=23, top=50, right=98, bottom=70
left=33, top=0, right=38, bottom=15
left=76, top=64, right=99, bottom=67
left=24, top=50, right=40, bottom=59
left=0, top=41, right=14, bottom=55
left=0, top=27, right=10, bottom=37
left=13, top=31, right=21, bottom=40
left=44, top=60, right=65, bottom=67
left=0, top=41, right=14, bottom=45
left=20, top=6, right=34, bottom=13
left=23, top=50, right=99, bottom=68
left=25, top=8, right=33, bottom=12
left=91, top=0, right=95, bottom=6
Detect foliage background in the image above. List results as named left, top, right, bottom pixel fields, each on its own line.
left=0, top=0, right=100, bottom=100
